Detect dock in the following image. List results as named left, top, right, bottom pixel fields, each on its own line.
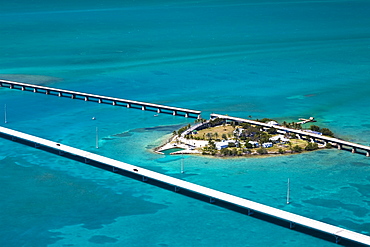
left=297, top=117, right=316, bottom=125
left=0, top=79, right=201, bottom=119
left=0, top=125, right=369, bottom=246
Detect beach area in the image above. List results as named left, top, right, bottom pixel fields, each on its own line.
left=1, top=1, right=370, bottom=246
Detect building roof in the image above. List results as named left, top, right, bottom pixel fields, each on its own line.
left=270, top=135, right=289, bottom=142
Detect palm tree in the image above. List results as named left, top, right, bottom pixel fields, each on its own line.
left=214, top=132, right=219, bottom=139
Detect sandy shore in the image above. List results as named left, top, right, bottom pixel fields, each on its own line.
left=155, top=135, right=207, bottom=155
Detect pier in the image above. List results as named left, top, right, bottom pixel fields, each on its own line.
left=0, top=126, right=369, bottom=246
left=211, top=114, right=370, bottom=157
left=0, top=80, right=201, bottom=119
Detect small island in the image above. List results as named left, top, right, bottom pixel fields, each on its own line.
left=156, top=116, right=335, bottom=157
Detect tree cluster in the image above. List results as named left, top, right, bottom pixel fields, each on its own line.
left=220, top=148, right=244, bottom=156
left=305, top=142, right=319, bottom=151
left=310, top=125, right=334, bottom=137
left=174, top=124, right=191, bottom=136
left=202, top=140, right=217, bottom=155
left=282, top=121, right=303, bottom=130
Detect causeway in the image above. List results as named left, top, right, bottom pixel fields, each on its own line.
left=0, top=125, right=369, bottom=246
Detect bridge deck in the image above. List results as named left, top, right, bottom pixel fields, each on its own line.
left=211, top=114, right=370, bottom=153
left=0, top=79, right=201, bottom=118
left=0, top=125, right=369, bottom=246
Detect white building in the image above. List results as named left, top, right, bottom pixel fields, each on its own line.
left=267, top=121, right=279, bottom=126
left=262, top=142, right=273, bottom=148
left=233, top=128, right=244, bottom=137
left=269, top=135, right=290, bottom=143
left=216, top=140, right=236, bottom=150
left=248, top=141, right=259, bottom=147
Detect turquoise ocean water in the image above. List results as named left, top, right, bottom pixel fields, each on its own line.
left=1, top=0, right=370, bottom=246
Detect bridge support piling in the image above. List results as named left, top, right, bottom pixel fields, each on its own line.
left=1, top=80, right=202, bottom=120
left=337, top=144, right=342, bottom=150
left=352, top=148, right=356, bottom=153
left=174, top=186, right=180, bottom=192
left=335, top=236, right=341, bottom=244
left=366, top=152, right=370, bottom=157
left=2, top=124, right=370, bottom=246
left=113, top=167, right=118, bottom=172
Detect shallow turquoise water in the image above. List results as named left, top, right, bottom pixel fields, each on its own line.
left=0, top=0, right=370, bottom=246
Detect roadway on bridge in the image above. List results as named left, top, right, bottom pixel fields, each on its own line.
left=0, top=125, right=369, bottom=246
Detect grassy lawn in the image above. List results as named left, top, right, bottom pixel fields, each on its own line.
left=193, top=125, right=235, bottom=139
left=289, top=138, right=308, bottom=148
left=267, top=139, right=308, bottom=153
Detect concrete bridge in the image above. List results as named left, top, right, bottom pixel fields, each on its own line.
left=0, top=80, right=201, bottom=119
left=0, top=125, right=369, bottom=247
left=211, top=114, right=370, bottom=157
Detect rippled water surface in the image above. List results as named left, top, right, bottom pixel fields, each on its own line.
left=0, top=1, right=370, bottom=246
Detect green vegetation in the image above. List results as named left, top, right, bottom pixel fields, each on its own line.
left=292, top=145, right=302, bottom=153
left=175, top=124, right=191, bottom=136
left=245, top=142, right=253, bottom=149
left=282, top=121, right=302, bottom=130
left=202, top=140, right=217, bottom=155
left=258, top=118, right=275, bottom=123
left=310, top=125, right=320, bottom=132
left=310, top=125, right=334, bottom=137
left=256, top=147, right=268, bottom=155
left=175, top=117, right=336, bottom=158
left=187, top=125, right=235, bottom=141
left=321, top=128, right=334, bottom=137
left=220, top=148, right=243, bottom=156
left=267, top=127, right=277, bottom=134
left=305, top=142, right=319, bottom=151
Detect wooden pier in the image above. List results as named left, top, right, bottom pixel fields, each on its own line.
left=0, top=80, right=201, bottom=119
left=211, top=114, right=370, bottom=157
left=0, top=125, right=369, bottom=246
